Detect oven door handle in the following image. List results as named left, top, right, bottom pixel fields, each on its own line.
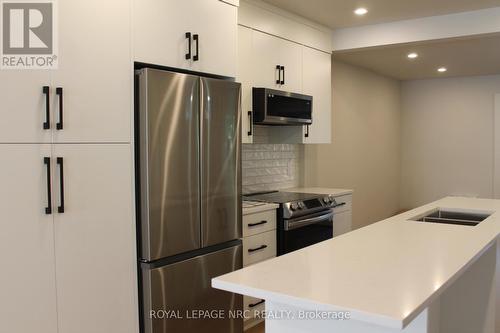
left=285, top=211, right=334, bottom=231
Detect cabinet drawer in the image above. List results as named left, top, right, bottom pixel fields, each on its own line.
left=242, top=209, right=276, bottom=237
left=244, top=295, right=265, bottom=321
left=332, top=194, right=352, bottom=214
left=243, top=230, right=276, bottom=267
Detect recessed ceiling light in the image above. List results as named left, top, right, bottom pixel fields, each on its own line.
left=437, top=67, right=447, bottom=73
left=407, top=53, right=418, bottom=59
left=354, top=8, right=368, bottom=16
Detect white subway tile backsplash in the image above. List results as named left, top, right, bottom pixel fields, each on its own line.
left=242, top=128, right=302, bottom=193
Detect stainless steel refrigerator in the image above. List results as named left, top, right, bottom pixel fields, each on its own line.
left=135, top=68, right=242, bottom=333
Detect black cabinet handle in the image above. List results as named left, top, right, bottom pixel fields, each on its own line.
left=193, top=34, right=199, bottom=61
left=305, top=125, right=310, bottom=138
left=249, top=299, right=265, bottom=308
left=56, top=87, right=63, bottom=130
left=44, top=157, right=52, bottom=215
left=57, top=157, right=65, bottom=213
left=185, top=32, right=191, bottom=60
left=248, top=220, right=267, bottom=227
left=247, top=111, right=253, bottom=136
left=43, top=86, right=50, bottom=130
left=280, top=66, right=285, bottom=85
left=248, top=245, right=267, bottom=253
left=276, top=65, right=281, bottom=84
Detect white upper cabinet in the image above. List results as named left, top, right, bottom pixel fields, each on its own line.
left=133, top=0, right=237, bottom=78
left=0, top=72, right=52, bottom=143
left=241, top=28, right=332, bottom=144
left=238, top=25, right=254, bottom=143
left=302, top=46, right=332, bottom=144
left=252, top=30, right=302, bottom=93
left=0, top=144, right=58, bottom=333
left=51, top=0, right=131, bottom=143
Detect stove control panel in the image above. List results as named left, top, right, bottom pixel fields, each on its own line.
left=283, top=196, right=336, bottom=218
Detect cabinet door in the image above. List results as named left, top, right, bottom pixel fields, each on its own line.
left=302, top=47, right=332, bottom=144
left=238, top=25, right=254, bottom=143
left=333, top=210, right=352, bottom=237
left=52, top=0, right=131, bottom=143
left=188, top=0, right=238, bottom=77
left=0, top=72, right=52, bottom=143
left=252, top=30, right=302, bottom=93
left=133, top=0, right=193, bottom=70
left=134, top=0, right=237, bottom=78
left=53, top=144, right=137, bottom=333
left=0, top=144, right=58, bottom=333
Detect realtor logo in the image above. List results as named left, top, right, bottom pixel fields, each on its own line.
left=1, top=0, right=57, bottom=69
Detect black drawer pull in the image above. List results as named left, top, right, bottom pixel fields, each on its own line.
left=280, top=66, right=285, bottom=85
left=249, top=299, right=265, bottom=308
left=185, top=32, right=191, bottom=60
left=248, top=220, right=267, bottom=227
left=248, top=245, right=267, bottom=253
left=305, top=125, right=310, bottom=138
left=276, top=65, right=281, bottom=84
left=247, top=111, right=253, bottom=136
left=43, top=86, right=50, bottom=130
left=193, top=34, right=199, bottom=61
left=57, top=157, right=65, bottom=213
left=44, top=157, right=52, bottom=215
left=56, top=87, right=63, bottom=130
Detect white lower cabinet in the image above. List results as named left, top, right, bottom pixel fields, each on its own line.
left=333, top=211, right=352, bottom=237
left=242, top=206, right=277, bottom=330
left=243, top=230, right=277, bottom=266
left=332, top=194, right=353, bottom=236
left=0, top=144, right=58, bottom=333
left=0, top=144, right=137, bottom=333
left=52, top=144, right=137, bottom=333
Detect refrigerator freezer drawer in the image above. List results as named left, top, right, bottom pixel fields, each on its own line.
left=141, top=243, right=243, bottom=333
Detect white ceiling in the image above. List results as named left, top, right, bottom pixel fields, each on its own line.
left=333, top=34, right=500, bottom=80
left=261, top=0, right=500, bottom=28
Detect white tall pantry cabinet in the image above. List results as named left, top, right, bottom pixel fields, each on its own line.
left=0, top=0, right=137, bottom=332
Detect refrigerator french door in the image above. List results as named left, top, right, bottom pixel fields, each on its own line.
left=136, top=68, right=242, bottom=333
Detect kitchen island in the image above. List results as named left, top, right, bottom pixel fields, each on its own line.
left=213, top=197, right=500, bottom=333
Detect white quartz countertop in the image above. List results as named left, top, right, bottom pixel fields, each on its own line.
left=285, top=187, right=353, bottom=197
left=213, top=197, right=500, bottom=329
left=242, top=201, right=279, bottom=215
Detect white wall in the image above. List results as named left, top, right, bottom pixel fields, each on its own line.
left=400, top=74, right=500, bottom=209
left=304, top=60, right=401, bottom=230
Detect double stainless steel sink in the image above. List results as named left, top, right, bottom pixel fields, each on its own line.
left=411, top=208, right=491, bottom=226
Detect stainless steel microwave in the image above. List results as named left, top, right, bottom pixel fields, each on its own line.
left=252, top=87, right=313, bottom=125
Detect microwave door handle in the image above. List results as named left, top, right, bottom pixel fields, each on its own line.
left=285, top=211, right=334, bottom=231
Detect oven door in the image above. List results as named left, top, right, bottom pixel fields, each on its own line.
left=279, top=210, right=334, bottom=255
